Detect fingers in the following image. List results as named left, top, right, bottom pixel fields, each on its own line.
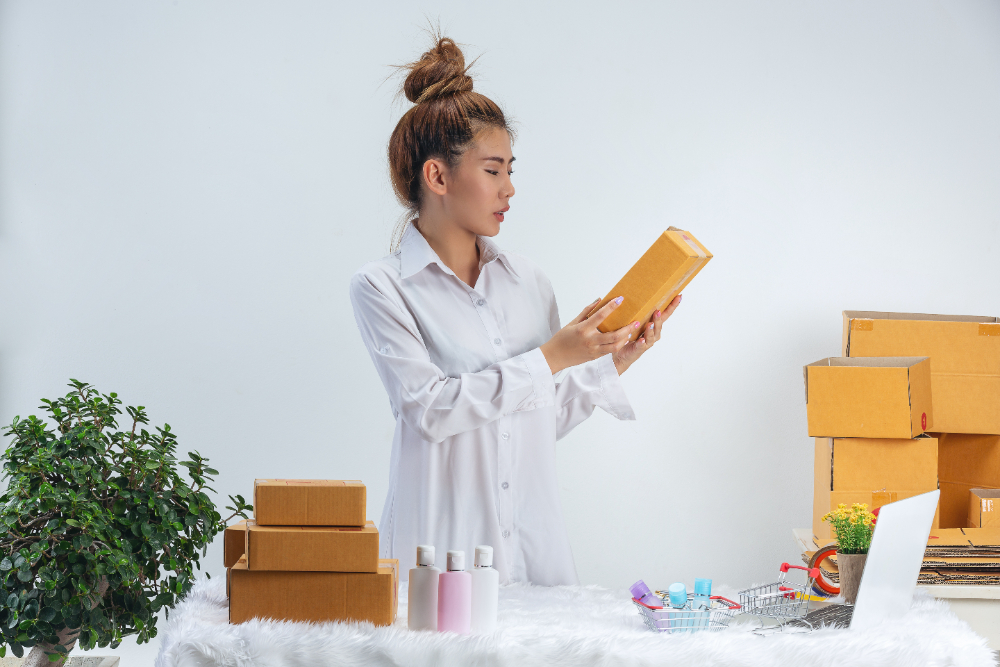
left=570, top=297, right=603, bottom=325
left=599, top=322, right=638, bottom=352
left=585, top=296, right=624, bottom=327
left=663, top=294, right=682, bottom=318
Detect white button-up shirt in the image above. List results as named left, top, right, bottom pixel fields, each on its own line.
left=350, top=222, right=635, bottom=585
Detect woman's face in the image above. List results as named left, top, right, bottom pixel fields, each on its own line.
left=443, top=127, right=515, bottom=237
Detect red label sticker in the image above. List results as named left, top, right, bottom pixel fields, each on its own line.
left=921, top=413, right=927, bottom=430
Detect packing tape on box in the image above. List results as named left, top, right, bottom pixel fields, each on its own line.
left=979, top=323, right=1000, bottom=337
left=852, top=319, right=874, bottom=332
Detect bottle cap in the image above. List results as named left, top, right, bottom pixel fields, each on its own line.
left=629, top=580, right=652, bottom=600
left=446, top=550, right=465, bottom=572
left=474, top=545, right=493, bottom=568
left=668, top=582, right=687, bottom=607
left=694, top=578, right=712, bottom=597
left=416, top=545, right=435, bottom=567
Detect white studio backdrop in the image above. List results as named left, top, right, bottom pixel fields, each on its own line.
left=1, top=2, right=999, bottom=659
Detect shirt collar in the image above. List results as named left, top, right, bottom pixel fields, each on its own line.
left=398, top=221, right=520, bottom=282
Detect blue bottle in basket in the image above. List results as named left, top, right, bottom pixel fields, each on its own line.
left=667, top=583, right=690, bottom=632
left=692, top=578, right=712, bottom=629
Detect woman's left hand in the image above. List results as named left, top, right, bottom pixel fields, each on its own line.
left=613, top=295, right=682, bottom=375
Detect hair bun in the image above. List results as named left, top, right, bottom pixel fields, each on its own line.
left=403, top=37, right=474, bottom=104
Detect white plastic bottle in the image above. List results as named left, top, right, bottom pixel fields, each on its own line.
left=408, top=545, right=441, bottom=630
left=470, top=545, right=499, bottom=633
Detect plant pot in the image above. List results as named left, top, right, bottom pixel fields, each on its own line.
left=837, top=552, right=868, bottom=604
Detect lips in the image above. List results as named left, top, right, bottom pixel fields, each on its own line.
left=494, top=206, right=509, bottom=222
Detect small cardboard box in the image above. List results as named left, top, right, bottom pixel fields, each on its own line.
left=804, top=356, right=933, bottom=439
left=589, top=228, right=712, bottom=341
left=224, top=519, right=248, bottom=568
left=245, top=520, right=379, bottom=572
left=812, top=435, right=939, bottom=540
left=253, top=479, right=366, bottom=526
left=843, top=311, right=1000, bottom=434
left=229, top=556, right=398, bottom=626
left=969, top=489, right=1000, bottom=528
left=938, top=433, right=1000, bottom=528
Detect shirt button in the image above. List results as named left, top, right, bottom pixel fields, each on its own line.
left=493, top=338, right=502, bottom=345
left=502, top=530, right=510, bottom=538
left=502, top=482, right=509, bottom=489
left=477, top=299, right=486, bottom=306
left=501, top=432, right=509, bottom=440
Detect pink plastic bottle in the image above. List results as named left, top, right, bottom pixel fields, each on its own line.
left=437, top=550, right=472, bottom=633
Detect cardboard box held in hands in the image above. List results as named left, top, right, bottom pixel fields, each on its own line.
left=804, top=356, right=933, bottom=439
left=589, top=228, right=711, bottom=341
left=812, top=435, right=939, bottom=540
left=253, top=479, right=366, bottom=526
left=970, top=489, right=1000, bottom=529
left=843, top=311, right=1000, bottom=435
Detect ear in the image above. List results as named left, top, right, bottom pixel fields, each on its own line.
left=422, top=158, right=449, bottom=197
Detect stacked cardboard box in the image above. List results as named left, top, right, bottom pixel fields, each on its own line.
left=224, top=480, right=398, bottom=625
left=807, top=312, right=1000, bottom=585
left=805, top=355, right=938, bottom=540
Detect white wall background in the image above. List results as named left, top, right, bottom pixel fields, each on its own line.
left=1, top=0, right=999, bottom=660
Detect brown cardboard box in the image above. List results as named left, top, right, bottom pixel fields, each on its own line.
left=843, top=311, right=1000, bottom=434
left=229, top=556, right=398, bottom=626
left=224, top=520, right=248, bottom=568
left=938, top=433, right=1000, bottom=528
left=804, top=357, right=933, bottom=438
left=245, top=520, right=379, bottom=572
left=812, top=436, right=939, bottom=540
left=970, top=489, right=1000, bottom=528
left=254, top=479, right=366, bottom=526
left=589, top=228, right=712, bottom=341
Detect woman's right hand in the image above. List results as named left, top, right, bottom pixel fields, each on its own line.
left=539, top=297, right=638, bottom=374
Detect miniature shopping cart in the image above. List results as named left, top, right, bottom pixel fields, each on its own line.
left=632, top=593, right=741, bottom=634
left=738, top=563, right=820, bottom=619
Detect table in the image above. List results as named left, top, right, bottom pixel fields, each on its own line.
left=793, top=528, right=1000, bottom=651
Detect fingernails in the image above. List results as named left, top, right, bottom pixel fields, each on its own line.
left=678, top=294, right=683, bottom=302
left=633, top=322, right=640, bottom=329
left=648, top=324, right=653, bottom=330
left=593, top=297, right=601, bottom=303
left=655, top=310, right=661, bottom=318
left=614, top=296, right=624, bottom=305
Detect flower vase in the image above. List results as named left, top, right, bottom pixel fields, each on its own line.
left=837, top=552, right=868, bottom=604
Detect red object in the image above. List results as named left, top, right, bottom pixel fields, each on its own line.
left=921, top=412, right=927, bottom=430
left=780, top=562, right=821, bottom=580
left=810, top=546, right=840, bottom=596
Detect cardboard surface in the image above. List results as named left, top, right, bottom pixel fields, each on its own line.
left=245, top=520, right=379, bottom=572
left=804, top=357, right=933, bottom=438
left=590, top=228, right=712, bottom=341
left=812, top=436, right=939, bottom=540
left=970, top=489, right=1000, bottom=529
left=843, top=311, right=1000, bottom=434
left=937, top=433, right=1000, bottom=528
left=224, top=519, right=248, bottom=568
left=229, top=556, right=398, bottom=625
left=253, top=479, right=366, bottom=526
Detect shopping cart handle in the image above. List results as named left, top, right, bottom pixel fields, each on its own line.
left=709, top=595, right=742, bottom=610
left=632, top=597, right=664, bottom=610
left=780, top=562, right=821, bottom=579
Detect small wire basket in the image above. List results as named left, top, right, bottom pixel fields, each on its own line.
left=738, top=563, right=820, bottom=619
left=633, top=594, right=741, bottom=634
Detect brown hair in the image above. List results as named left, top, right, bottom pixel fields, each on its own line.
left=387, top=36, right=513, bottom=250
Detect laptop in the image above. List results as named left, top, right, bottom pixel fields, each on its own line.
left=788, top=489, right=939, bottom=630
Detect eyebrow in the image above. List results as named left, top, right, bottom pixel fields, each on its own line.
left=482, top=156, right=516, bottom=165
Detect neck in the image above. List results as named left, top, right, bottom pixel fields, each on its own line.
left=414, top=214, right=481, bottom=287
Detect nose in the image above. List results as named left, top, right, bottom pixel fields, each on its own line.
left=502, top=173, right=515, bottom=199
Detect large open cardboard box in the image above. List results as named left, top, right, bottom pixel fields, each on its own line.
left=937, top=433, right=1000, bottom=528
left=253, top=479, right=366, bottom=526
left=843, top=311, right=1000, bottom=434
left=589, top=228, right=711, bottom=341
left=229, top=556, right=398, bottom=625
left=245, top=520, right=379, bottom=572
left=804, top=356, right=932, bottom=439
left=812, top=435, right=939, bottom=540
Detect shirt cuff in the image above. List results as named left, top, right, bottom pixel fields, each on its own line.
left=521, top=347, right=556, bottom=409
left=596, top=353, right=635, bottom=420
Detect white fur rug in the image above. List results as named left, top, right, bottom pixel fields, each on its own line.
left=155, top=579, right=996, bottom=667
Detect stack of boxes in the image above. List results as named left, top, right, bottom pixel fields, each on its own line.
left=224, top=480, right=398, bottom=625
left=807, top=311, right=1000, bottom=583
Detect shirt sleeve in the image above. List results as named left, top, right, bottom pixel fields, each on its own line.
left=350, top=271, right=556, bottom=444
left=544, top=280, right=636, bottom=441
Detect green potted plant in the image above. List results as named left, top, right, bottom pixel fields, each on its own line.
left=0, top=380, right=251, bottom=666
left=821, top=502, right=876, bottom=603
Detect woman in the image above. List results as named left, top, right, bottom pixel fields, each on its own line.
left=350, top=37, right=681, bottom=585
